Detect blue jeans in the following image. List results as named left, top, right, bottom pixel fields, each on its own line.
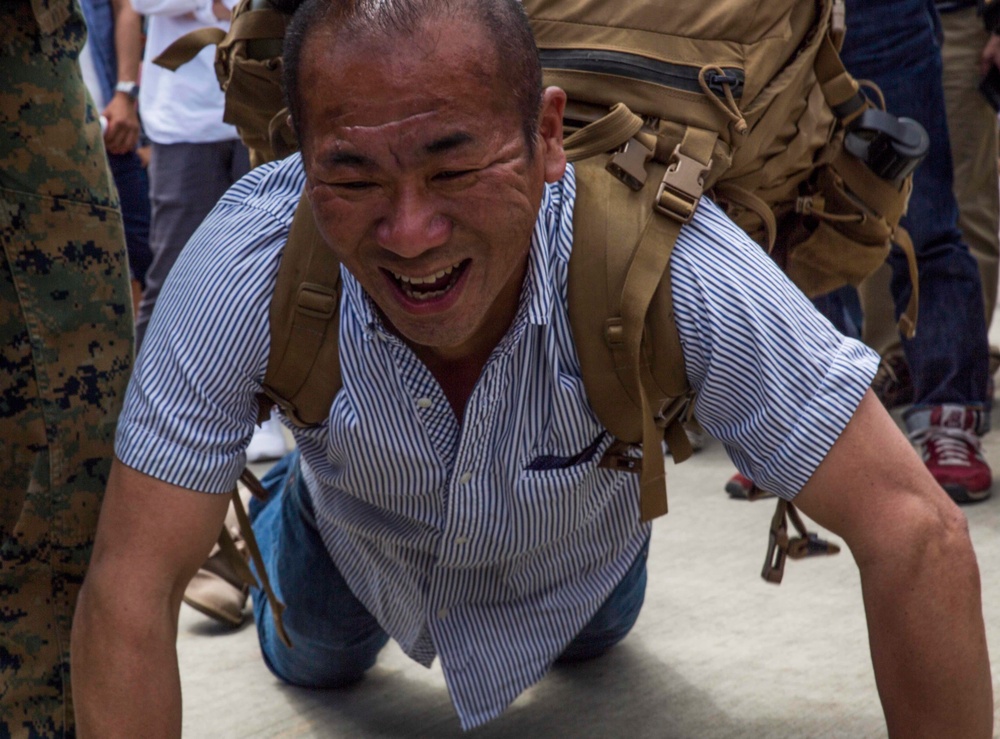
left=107, top=150, right=152, bottom=287
left=833, top=0, right=990, bottom=410
left=248, top=451, right=649, bottom=686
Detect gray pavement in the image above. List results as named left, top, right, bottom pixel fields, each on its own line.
left=177, top=326, right=1000, bottom=738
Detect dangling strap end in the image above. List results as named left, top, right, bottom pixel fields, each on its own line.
left=638, top=410, right=669, bottom=522
left=638, top=470, right=668, bottom=522
left=230, top=474, right=294, bottom=649
left=761, top=500, right=790, bottom=584
left=897, top=315, right=916, bottom=340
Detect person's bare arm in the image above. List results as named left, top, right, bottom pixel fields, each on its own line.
left=980, top=33, right=1000, bottom=77
left=793, top=390, right=993, bottom=738
left=102, top=0, right=143, bottom=154
left=72, top=459, right=231, bottom=738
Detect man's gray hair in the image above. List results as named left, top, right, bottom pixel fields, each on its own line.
left=282, top=0, right=544, bottom=153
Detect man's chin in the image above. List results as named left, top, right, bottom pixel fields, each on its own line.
left=392, top=321, right=478, bottom=355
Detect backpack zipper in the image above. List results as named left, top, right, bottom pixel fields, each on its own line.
left=539, top=49, right=745, bottom=100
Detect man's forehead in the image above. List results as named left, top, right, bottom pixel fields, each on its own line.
left=318, top=123, right=478, bottom=168
left=306, top=14, right=500, bottom=97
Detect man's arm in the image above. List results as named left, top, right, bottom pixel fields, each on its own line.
left=102, top=0, right=142, bottom=155
left=72, top=458, right=230, bottom=738
left=793, top=389, right=993, bottom=738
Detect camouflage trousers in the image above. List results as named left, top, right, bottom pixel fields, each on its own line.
left=0, top=2, right=134, bottom=736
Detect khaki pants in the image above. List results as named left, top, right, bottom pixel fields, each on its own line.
left=862, top=7, right=1000, bottom=355
left=0, top=2, right=134, bottom=736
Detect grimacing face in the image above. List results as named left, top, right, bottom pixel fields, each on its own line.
left=297, top=17, right=566, bottom=361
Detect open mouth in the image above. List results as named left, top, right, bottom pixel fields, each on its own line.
left=387, top=259, right=470, bottom=302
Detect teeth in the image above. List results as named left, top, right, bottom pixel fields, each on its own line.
left=403, top=286, right=449, bottom=301
left=391, top=263, right=459, bottom=285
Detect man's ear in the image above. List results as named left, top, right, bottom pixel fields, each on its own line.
left=538, top=86, right=567, bottom=183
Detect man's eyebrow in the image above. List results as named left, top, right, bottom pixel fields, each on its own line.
left=425, top=132, right=473, bottom=155
left=321, top=150, right=374, bottom=168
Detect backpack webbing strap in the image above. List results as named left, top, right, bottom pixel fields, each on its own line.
left=712, top=183, right=778, bottom=252
left=153, top=27, right=226, bottom=71
left=563, top=103, right=648, bottom=163
left=235, top=469, right=292, bottom=647
left=259, top=191, right=343, bottom=427
left=610, top=127, right=717, bottom=521
left=813, top=34, right=865, bottom=126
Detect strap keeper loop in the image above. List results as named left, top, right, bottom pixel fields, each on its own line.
left=605, top=317, right=625, bottom=345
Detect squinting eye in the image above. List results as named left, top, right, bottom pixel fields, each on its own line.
left=334, top=181, right=375, bottom=191
left=433, top=169, right=474, bottom=181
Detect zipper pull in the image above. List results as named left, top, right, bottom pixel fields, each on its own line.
left=699, top=66, right=747, bottom=136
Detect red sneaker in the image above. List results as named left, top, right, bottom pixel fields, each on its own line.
left=906, top=405, right=992, bottom=504
left=724, top=471, right=774, bottom=500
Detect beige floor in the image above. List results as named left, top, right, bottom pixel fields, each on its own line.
left=177, top=321, right=1000, bottom=738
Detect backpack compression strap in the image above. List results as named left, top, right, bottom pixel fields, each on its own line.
left=258, top=191, right=343, bottom=427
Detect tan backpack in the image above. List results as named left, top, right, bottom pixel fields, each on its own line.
left=157, top=0, right=925, bottom=583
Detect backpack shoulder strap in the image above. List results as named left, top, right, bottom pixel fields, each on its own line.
left=257, top=191, right=343, bottom=427
left=567, top=129, right=712, bottom=521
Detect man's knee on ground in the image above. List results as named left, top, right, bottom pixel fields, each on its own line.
left=255, top=596, right=390, bottom=689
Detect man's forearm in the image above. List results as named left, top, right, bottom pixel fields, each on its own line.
left=72, top=461, right=231, bottom=737
left=72, top=579, right=184, bottom=738
left=858, top=509, right=992, bottom=738
left=112, top=0, right=143, bottom=84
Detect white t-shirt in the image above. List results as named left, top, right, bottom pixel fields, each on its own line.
left=132, top=0, right=240, bottom=144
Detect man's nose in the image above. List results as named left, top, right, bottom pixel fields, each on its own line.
left=375, top=185, right=450, bottom=256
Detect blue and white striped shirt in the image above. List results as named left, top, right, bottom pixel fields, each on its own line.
left=116, top=153, right=878, bottom=729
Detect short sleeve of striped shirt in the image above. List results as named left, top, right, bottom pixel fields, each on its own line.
left=669, top=199, right=879, bottom=499
left=114, top=160, right=303, bottom=493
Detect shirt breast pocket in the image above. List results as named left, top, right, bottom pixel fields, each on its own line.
left=513, top=432, right=626, bottom=551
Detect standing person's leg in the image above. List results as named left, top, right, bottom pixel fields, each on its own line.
left=249, top=452, right=391, bottom=686
left=136, top=138, right=249, bottom=349
left=841, top=0, right=992, bottom=501
left=227, top=137, right=251, bottom=182
left=107, top=150, right=153, bottom=289
left=0, top=3, right=134, bottom=735
left=941, top=7, right=1000, bottom=329
left=858, top=264, right=899, bottom=358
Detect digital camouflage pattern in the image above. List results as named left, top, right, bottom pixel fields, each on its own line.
left=0, top=1, right=134, bottom=736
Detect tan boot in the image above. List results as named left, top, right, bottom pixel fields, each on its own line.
left=183, top=487, right=252, bottom=628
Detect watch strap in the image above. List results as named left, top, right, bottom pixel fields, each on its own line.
left=114, top=81, right=140, bottom=99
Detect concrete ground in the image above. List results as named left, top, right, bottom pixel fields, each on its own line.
left=177, top=330, right=1000, bottom=738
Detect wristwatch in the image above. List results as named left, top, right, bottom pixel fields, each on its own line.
left=114, top=81, right=140, bottom=100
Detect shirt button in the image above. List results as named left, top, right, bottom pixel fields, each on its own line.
left=458, top=472, right=472, bottom=484
left=416, top=397, right=432, bottom=409
left=455, top=536, right=469, bottom=545
left=437, top=607, right=449, bottom=620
